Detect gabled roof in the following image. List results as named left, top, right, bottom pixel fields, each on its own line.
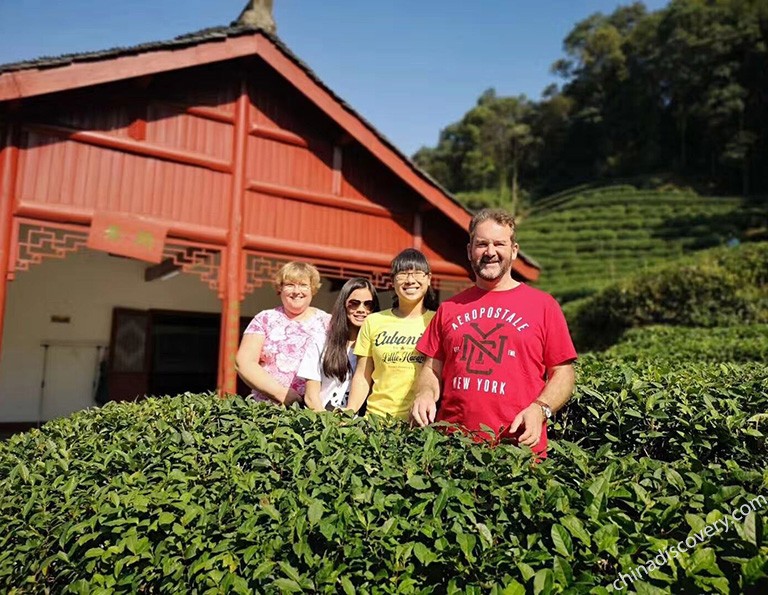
left=0, top=24, right=540, bottom=280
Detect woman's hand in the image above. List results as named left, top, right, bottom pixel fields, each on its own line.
left=283, top=388, right=304, bottom=408
left=303, top=380, right=324, bottom=411
left=236, top=333, right=295, bottom=404
left=345, top=356, right=374, bottom=414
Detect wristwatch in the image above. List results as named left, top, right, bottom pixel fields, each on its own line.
left=534, top=399, right=552, bottom=420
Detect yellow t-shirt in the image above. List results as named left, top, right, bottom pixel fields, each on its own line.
left=354, top=309, right=436, bottom=420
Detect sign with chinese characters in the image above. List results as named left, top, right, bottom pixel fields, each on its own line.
left=87, top=212, right=168, bottom=263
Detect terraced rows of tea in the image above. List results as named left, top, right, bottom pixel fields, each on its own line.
left=518, top=186, right=761, bottom=301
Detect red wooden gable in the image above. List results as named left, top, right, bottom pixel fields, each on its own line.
left=0, top=27, right=539, bottom=280
left=0, top=25, right=540, bottom=395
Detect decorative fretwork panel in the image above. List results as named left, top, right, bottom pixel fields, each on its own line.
left=242, top=253, right=286, bottom=294
left=10, top=219, right=222, bottom=294
left=9, top=221, right=464, bottom=297
left=11, top=220, right=89, bottom=279
left=162, top=241, right=222, bottom=295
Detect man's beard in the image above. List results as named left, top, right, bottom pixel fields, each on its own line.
left=471, top=256, right=512, bottom=281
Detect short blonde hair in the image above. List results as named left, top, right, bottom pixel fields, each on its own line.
left=274, top=261, right=322, bottom=295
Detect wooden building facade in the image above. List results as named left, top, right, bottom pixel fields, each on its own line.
left=0, top=25, right=539, bottom=426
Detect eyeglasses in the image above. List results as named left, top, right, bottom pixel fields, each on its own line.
left=346, top=299, right=375, bottom=311
left=394, top=270, right=429, bottom=282
left=282, top=283, right=310, bottom=291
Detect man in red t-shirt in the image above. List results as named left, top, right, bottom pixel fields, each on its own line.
left=412, top=208, right=577, bottom=455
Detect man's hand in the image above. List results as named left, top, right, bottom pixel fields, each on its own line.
left=410, top=394, right=437, bottom=428
left=509, top=403, right=545, bottom=447
left=410, top=357, right=443, bottom=427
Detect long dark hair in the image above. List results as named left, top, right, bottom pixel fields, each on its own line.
left=322, top=277, right=380, bottom=382
left=390, top=248, right=439, bottom=311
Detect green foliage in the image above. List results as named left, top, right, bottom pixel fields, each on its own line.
left=414, top=90, right=539, bottom=214
left=454, top=189, right=509, bottom=212
left=415, top=0, right=768, bottom=200
left=565, top=243, right=768, bottom=350
left=605, top=325, right=768, bottom=364
left=559, top=356, right=768, bottom=466
left=1, top=389, right=767, bottom=593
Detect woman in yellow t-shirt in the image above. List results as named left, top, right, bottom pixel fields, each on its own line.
left=347, top=248, right=438, bottom=420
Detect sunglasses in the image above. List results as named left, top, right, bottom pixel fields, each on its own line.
left=346, top=299, right=375, bottom=310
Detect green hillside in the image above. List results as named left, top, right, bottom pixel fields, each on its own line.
left=517, top=186, right=766, bottom=302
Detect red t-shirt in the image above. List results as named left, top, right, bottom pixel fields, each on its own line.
left=416, top=283, right=577, bottom=453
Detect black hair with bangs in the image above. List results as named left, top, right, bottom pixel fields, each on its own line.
left=390, top=248, right=439, bottom=311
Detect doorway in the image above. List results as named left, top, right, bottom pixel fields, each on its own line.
left=108, top=307, right=249, bottom=401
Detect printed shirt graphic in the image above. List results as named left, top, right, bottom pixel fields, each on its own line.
left=417, top=284, right=576, bottom=452
left=243, top=307, right=331, bottom=402
left=296, top=336, right=357, bottom=409
left=355, top=309, right=436, bottom=420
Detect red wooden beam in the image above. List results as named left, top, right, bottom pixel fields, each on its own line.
left=249, top=124, right=307, bottom=148
left=331, top=146, right=342, bottom=195
left=243, top=231, right=469, bottom=278
left=413, top=211, right=423, bottom=250
left=26, top=122, right=232, bottom=174
left=246, top=180, right=391, bottom=218
left=162, top=102, right=235, bottom=124
left=15, top=202, right=227, bottom=244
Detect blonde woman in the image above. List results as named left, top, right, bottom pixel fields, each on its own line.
left=236, top=262, right=330, bottom=406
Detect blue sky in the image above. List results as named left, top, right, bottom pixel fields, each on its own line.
left=0, top=0, right=668, bottom=156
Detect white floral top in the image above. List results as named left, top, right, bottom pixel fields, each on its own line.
left=243, top=306, right=331, bottom=402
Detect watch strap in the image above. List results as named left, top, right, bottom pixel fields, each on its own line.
left=534, top=399, right=552, bottom=419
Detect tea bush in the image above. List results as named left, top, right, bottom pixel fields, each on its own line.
left=558, top=356, right=768, bottom=467
left=1, top=388, right=767, bottom=594
left=565, top=243, right=768, bottom=350
left=604, top=325, right=768, bottom=363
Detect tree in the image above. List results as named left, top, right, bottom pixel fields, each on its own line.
left=412, top=90, right=541, bottom=212
left=413, top=0, right=768, bottom=199
left=471, top=91, right=539, bottom=214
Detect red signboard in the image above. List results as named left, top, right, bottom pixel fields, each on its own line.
left=87, top=212, right=168, bottom=263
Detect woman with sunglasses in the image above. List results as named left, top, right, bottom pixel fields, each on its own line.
left=346, top=249, right=439, bottom=420
left=236, top=261, right=330, bottom=407
left=297, top=278, right=380, bottom=411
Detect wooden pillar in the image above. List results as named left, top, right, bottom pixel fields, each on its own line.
left=413, top=211, right=423, bottom=250
left=0, top=123, right=19, bottom=358
left=218, top=81, right=250, bottom=395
